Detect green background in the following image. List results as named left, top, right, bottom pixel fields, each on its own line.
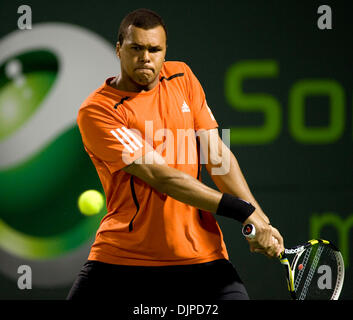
left=0, top=0, right=352, bottom=300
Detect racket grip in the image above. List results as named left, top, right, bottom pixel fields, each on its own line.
left=242, top=224, right=256, bottom=239
left=242, top=224, right=280, bottom=243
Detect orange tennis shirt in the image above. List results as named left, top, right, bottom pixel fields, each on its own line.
left=77, top=61, right=229, bottom=266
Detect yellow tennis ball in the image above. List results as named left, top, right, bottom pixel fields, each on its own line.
left=78, top=190, right=104, bottom=216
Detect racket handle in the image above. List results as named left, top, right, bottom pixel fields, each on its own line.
left=242, top=224, right=256, bottom=239
left=242, top=224, right=279, bottom=244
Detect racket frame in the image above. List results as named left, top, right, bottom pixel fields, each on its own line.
left=242, top=224, right=345, bottom=300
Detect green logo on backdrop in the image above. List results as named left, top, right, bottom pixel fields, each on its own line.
left=0, top=50, right=104, bottom=259
left=225, top=60, right=346, bottom=145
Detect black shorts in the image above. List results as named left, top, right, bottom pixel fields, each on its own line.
left=67, top=259, right=249, bottom=301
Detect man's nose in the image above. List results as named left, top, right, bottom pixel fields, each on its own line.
left=140, top=49, right=150, bottom=62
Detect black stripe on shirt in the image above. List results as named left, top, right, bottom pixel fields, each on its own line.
left=160, top=73, right=184, bottom=82
left=114, top=96, right=130, bottom=109
left=129, top=176, right=140, bottom=232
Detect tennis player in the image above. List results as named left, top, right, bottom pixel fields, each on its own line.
left=67, top=8, right=284, bottom=301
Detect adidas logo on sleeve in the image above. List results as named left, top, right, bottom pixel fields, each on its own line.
left=110, top=126, right=143, bottom=153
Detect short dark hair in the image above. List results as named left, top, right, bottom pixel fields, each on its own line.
left=118, top=8, right=168, bottom=45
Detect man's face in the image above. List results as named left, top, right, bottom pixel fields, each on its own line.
left=117, top=25, right=167, bottom=90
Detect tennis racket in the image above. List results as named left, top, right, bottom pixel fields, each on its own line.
left=242, top=223, right=345, bottom=300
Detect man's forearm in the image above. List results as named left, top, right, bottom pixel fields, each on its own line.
left=155, top=166, right=222, bottom=213
left=128, top=162, right=256, bottom=223
left=124, top=151, right=255, bottom=223
left=124, top=159, right=222, bottom=214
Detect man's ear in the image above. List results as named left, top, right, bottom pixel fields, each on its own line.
left=116, top=42, right=121, bottom=58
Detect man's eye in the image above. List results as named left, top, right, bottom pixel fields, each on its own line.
left=149, top=48, right=162, bottom=53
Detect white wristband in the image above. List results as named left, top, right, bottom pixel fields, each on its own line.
left=242, top=224, right=256, bottom=239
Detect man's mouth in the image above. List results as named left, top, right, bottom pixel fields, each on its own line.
left=135, top=66, right=154, bottom=72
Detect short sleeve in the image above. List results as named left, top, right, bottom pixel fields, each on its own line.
left=77, top=104, right=152, bottom=174
left=183, top=63, right=218, bottom=131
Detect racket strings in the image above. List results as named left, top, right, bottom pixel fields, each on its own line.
left=293, top=243, right=342, bottom=300
left=294, top=247, right=311, bottom=290
left=299, top=245, right=324, bottom=300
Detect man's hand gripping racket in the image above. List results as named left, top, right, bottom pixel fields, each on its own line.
left=242, top=224, right=345, bottom=300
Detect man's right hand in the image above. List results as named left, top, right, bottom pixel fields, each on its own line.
left=243, top=211, right=284, bottom=258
